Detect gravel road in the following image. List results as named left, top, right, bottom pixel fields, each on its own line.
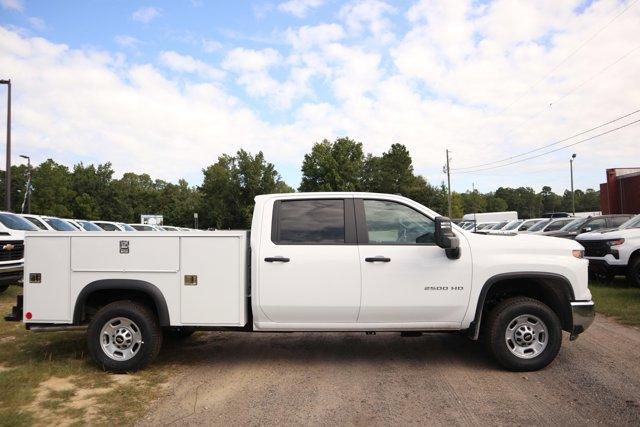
left=141, top=315, right=640, bottom=426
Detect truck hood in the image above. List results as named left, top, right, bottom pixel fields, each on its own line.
left=577, top=228, right=640, bottom=241
left=463, top=230, right=583, bottom=255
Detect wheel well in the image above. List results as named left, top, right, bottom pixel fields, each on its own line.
left=629, top=249, right=640, bottom=264
left=73, top=279, right=170, bottom=326
left=80, top=290, right=159, bottom=323
left=473, top=275, right=573, bottom=338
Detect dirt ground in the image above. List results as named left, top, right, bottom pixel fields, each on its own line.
left=140, top=315, right=640, bottom=426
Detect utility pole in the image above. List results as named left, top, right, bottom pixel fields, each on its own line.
left=445, top=149, right=452, bottom=218
left=20, top=154, right=31, bottom=213
left=0, top=79, right=11, bottom=211
left=570, top=153, right=577, bottom=215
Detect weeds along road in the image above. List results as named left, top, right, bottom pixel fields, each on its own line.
left=141, top=315, right=640, bottom=426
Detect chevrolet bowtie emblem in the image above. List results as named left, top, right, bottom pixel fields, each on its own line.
left=2, top=244, right=15, bottom=251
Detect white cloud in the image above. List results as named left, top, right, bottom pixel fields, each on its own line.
left=202, top=38, right=223, bottom=53
left=159, top=51, right=225, bottom=80
left=114, top=35, right=141, bottom=48
left=277, top=0, right=325, bottom=18
left=27, top=17, right=47, bottom=31
left=339, top=0, right=396, bottom=43
left=132, top=6, right=161, bottom=23
left=0, top=0, right=23, bottom=12
left=285, top=23, right=346, bottom=50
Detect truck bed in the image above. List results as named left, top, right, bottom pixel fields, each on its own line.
left=23, top=231, right=249, bottom=327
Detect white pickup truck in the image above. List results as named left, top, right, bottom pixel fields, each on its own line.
left=576, top=213, right=640, bottom=286
left=5, top=192, right=595, bottom=372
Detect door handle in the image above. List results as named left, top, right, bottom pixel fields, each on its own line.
left=265, top=256, right=290, bottom=263
left=365, top=256, right=391, bottom=263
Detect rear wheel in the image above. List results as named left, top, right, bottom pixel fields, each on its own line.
left=87, top=301, right=162, bottom=373
left=484, top=297, right=562, bottom=371
left=627, top=257, right=640, bottom=287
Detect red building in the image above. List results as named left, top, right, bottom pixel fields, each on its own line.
left=600, top=168, right=640, bottom=215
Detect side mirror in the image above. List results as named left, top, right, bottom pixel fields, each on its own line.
left=581, top=227, right=592, bottom=233
left=435, top=217, right=460, bottom=260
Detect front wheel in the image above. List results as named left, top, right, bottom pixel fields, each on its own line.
left=87, top=301, right=162, bottom=373
left=484, top=297, right=562, bottom=371
left=627, top=257, right=640, bottom=287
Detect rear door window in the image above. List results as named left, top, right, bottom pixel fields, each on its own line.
left=275, top=199, right=345, bottom=244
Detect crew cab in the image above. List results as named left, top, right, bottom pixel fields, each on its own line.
left=576, top=214, right=640, bottom=286
left=6, top=193, right=595, bottom=372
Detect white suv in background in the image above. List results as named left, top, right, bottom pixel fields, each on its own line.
left=577, top=214, right=640, bottom=286
left=19, top=214, right=79, bottom=232
left=0, top=212, right=38, bottom=293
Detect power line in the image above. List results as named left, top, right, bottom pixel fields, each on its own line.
left=453, top=107, right=640, bottom=170
left=489, top=42, right=640, bottom=149
left=453, top=118, right=640, bottom=174
left=497, top=0, right=639, bottom=115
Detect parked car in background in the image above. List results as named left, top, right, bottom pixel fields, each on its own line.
left=576, top=214, right=640, bottom=286
left=529, top=218, right=575, bottom=235
left=68, top=219, right=104, bottom=231
left=545, top=215, right=633, bottom=240
left=0, top=212, right=37, bottom=293
left=159, top=226, right=180, bottom=231
left=475, top=220, right=510, bottom=234
left=92, top=221, right=136, bottom=232
left=542, top=212, right=572, bottom=218
left=487, top=219, right=523, bottom=235
left=20, top=214, right=79, bottom=232
left=129, top=223, right=161, bottom=231
left=473, top=222, right=499, bottom=231
left=462, top=211, right=518, bottom=223
left=517, top=219, right=545, bottom=232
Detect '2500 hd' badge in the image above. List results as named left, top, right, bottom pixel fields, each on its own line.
left=424, top=286, right=464, bottom=291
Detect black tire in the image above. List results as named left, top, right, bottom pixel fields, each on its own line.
left=484, top=297, right=562, bottom=371
left=0, top=284, right=8, bottom=294
left=87, top=300, right=162, bottom=373
left=627, top=257, right=640, bottom=287
left=164, top=327, right=196, bottom=340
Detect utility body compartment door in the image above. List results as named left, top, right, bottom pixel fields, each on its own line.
left=179, top=234, right=247, bottom=326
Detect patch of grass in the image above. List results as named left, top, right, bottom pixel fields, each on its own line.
left=0, top=285, right=167, bottom=425
left=590, top=279, right=640, bottom=326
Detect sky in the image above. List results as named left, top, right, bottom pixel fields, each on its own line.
left=0, top=0, right=639, bottom=194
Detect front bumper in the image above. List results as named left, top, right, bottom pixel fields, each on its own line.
left=570, top=301, right=595, bottom=340
left=0, top=263, right=23, bottom=285
left=586, top=259, right=627, bottom=276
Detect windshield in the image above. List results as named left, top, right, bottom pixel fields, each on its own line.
left=119, top=223, right=136, bottom=231
left=620, top=214, right=640, bottom=230
left=77, top=220, right=102, bottom=231
left=131, top=224, right=155, bottom=231
left=504, top=220, right=522, bottom=230
left=492, top=221, right=509, bottom=230
left=43, top=217, right=78, bottom=231
left=528, top=220, right=550, bottom=232
left=561, top=218, right=588, bottom=232
left=0, top=213, right=39, bottom=231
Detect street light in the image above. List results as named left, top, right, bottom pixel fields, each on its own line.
left=570, top=153, right=577, bottom=215
left=0, top=79, right=10, bottom=211
left=19, top=154, right=31, bottom=214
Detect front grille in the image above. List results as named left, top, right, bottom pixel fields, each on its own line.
left=580, top=240, right=610, bottom=258
left=0, top=240, right=24, bottom=262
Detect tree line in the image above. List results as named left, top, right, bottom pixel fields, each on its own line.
left=0, top=137, right=600, bottom=229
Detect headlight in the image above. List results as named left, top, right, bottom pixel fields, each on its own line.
left=606, top=238, right=625, bottom=246
left=572, top=249, right=584, bottom=259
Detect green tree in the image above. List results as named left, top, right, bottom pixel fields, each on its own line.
left=201, top=150, right=293, bottom=229
left=299, top=137, right=364, bottom=191
left=29, top=159, right=75, bottom=217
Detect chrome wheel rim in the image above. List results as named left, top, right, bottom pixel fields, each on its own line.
left=504, top=314, right=548, bottom=359
left=100, top=317, right=143, bottom=361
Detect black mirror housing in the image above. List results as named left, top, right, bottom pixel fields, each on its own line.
left=434, top=216, right=460, bottom=259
